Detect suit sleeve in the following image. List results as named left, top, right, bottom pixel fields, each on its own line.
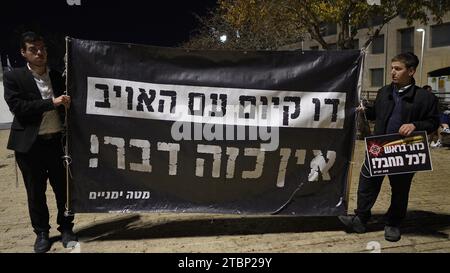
left=412, top=94, right=440, bottom=134
left=3, top=71, right=55, bottom=117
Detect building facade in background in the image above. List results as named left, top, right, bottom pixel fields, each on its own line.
left=300, top=12, right=450, bottom=102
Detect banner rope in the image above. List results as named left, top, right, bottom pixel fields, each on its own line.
left=63, top=36, right=74, bottom=217
left=344, top=48, right=369, bottom=213
left=359, top=43, right=372, bottom=133
left=357, top=46, right=372, bottom=182
left=270, top=182, right=305, bottom=215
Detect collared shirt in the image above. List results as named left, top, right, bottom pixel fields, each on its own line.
left=27, top=63, right=63, bottom=135
left=397, top=84, right=412, bottom=93
left=386, top=84, right=412, bottom=134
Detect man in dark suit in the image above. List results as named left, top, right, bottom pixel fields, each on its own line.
left=339, top=52, right=439, bottom=242
left=3, top=32, right=77, bottom=253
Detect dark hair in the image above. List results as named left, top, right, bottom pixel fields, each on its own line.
left=20, top=31, right=44, bottom=50
left=423, top=85, right=432, bottom=91
left=391, top=52, right=419, bottom=69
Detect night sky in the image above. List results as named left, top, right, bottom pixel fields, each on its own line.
left=1, top=0, right=217, bottom=69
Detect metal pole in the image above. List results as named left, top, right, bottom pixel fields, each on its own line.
left=419, top=30, right=425, bottom=86
left=384, top=22, right=389, bottom=85
left=416, top=28, right=425, bottom=86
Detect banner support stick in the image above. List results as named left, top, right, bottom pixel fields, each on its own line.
left=63, top=36, right=74, bottom=217
left=344, top=48, right=368, bottom=214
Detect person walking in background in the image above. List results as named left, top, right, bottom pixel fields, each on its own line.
left=423, top=85, right=450, bottom=147
left=3, top=32, right=77, bottom=253
left=430, top=111, right=450, bottom=148
left=422, top=85, right=432, bottom=92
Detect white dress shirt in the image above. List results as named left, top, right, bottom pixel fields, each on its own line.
left=27, top=63, right=63, bottom=135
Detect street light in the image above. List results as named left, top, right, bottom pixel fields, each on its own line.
left=219, top=35, right=227, bottom=43
left=416, top=28, right=425, bottom=86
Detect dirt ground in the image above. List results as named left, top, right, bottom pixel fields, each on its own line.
left=0, top=129, right=449, bottom=253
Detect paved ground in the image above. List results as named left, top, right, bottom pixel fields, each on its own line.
left=0, top=129, right=449, bottom=253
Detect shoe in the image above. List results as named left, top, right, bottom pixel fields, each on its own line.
left=61, top=230, right=78, bottom=248
left=338, top=215, right=366, bottom=233
left=384, top=225, right=401, bottom=242
left=34, top=232, right=51, bottom=253
left=430, top=139, right=442, bottom=148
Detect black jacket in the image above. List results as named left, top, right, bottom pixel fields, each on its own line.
left=366, top=83, right=440, bottom=135
left=3, top=67, right=66, bottom=153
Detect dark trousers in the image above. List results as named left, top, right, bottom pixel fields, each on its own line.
left=15, top=136, right=74, bottom=234
left=355, top=160, right=414, bottom=226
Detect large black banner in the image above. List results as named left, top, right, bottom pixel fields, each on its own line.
left=67, top=38, right=363, bottom=215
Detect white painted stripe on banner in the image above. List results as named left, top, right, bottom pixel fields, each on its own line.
left=86, top=77, right=347, bottom=129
